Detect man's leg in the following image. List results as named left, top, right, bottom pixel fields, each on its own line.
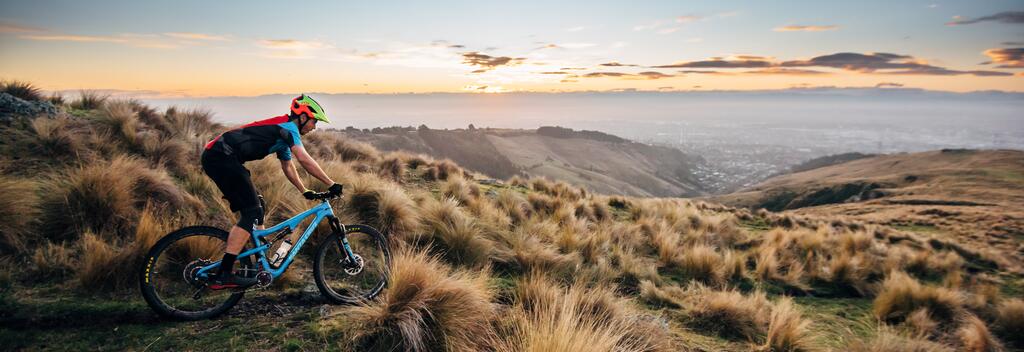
left=215, top=205, right=262, bottom=282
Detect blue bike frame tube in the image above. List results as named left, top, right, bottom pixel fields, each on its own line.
left=197, top=201, right=336, bottom=279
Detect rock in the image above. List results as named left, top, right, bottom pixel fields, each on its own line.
left=0, top=92, right=58, bottom=120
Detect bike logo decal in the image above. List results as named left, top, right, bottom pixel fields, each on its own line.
left=145, top=256, right=155, bottom=283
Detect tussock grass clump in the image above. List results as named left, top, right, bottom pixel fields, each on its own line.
left=98, top=100, right=141, bottom=146
left=45, top=155, right=195, bottom=241
left=873, top=271, right=965, bottom=325
left=31, top=117, right=84, bottom=159
left=1, top=80, right=43, bottom=101
left=377, top=153, right=404, bottom=182
left=489, top=222, right=579, bottom=278
left=77, top=207, right=173, bottom=292
left=343, top=178, right=420, bottom=240
left=30, top=241, right=76, bottom=280
left=417, top=197, right=493, bottom=267
left=956, top=315, right=1002, bottom=352
left=994, top=298, right=1024, bottom=347
left=685, top=285, right=772, bottom=341
left=491, top=273, right=671, bottom=352
left=72, top=90, right=109, bottom=110
left=762, top=297, right=815, bottom=352
left=425, top=159, right=462, bottom=181
left=666, top=244, right=726, bottom=286
left=638, top=280, right=685, bottom=309
left=848, top=328, right=955, bottom=352
left=0, top=177, right=38, bottom=253
left=440, top=176, right=479, bottom=206
left=327, top=249, right=495, bottom=352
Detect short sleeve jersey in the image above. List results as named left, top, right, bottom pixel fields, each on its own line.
left=204, top=115, right=303, bottom=162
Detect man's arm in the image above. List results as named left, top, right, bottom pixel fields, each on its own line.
left=280, top=158, right=307, bottom=193
left=290, top=145, right=334, bottom=186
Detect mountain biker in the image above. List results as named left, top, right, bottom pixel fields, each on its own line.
left=201, top=94, right=341, bottom=290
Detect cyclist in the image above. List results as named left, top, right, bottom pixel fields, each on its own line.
left=201, top=94, right=342, bottom=290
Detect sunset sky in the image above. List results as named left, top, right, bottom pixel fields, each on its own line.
left=1, top=0, right=1022, bottom=96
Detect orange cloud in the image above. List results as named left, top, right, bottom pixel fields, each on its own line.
left=774, top=25, right=839, bottom=32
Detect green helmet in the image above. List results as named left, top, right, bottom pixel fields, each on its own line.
left=290, top=94, right=329, bottom=123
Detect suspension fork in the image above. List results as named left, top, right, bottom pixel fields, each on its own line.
left=327, top=216, right=358, bottom=266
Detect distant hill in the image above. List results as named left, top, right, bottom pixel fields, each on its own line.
left=338, top=125, right=709, bottom=197
left=780, top=152, right=876, bottom=175
left=710, top=149, right=1024, bottom=268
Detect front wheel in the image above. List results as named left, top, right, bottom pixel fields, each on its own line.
left=313, top=224, right=390, bottom=304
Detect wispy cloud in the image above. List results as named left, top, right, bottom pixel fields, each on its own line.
left=16, top=27, right=232, bottom=49
left=258, top=39, right=331, bottom=50
left=0, top=21, right=45, bottom=34
left=653, top=56, right=773, bottom=68
left=875, top=82, right=904, bottom=88
left=257, top=39, right=334, bottom=58
left=578, top=71, right=674, bottom=80
left=566, top=26, right=585, bottom=32
left=981, top=48, right=1024, bottom=68
left=744, top=67, right=828, bottom=75
left=461, top=52, right=526, bottom=72
left=599, top=62, right=638, bottom=67
left=654, top=51, right=1013, bottom=77
left=21, top=34, right=126, bottom=43
left=773, top=25, right=839, bottom=32
left=946, top=11, right=1024, bottom=26
left=164, top=32, right=230, bottom=41
left=676, top=15, right=702, bottom=23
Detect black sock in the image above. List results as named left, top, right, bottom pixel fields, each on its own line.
left=219, top=253, right=237, bottom=277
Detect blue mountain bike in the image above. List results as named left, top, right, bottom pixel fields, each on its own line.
left=139, top=188, right=390, bottom=320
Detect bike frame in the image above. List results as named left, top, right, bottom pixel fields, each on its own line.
left=196, top=200, right=355, bottom=280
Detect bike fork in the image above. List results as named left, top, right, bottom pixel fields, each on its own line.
left=328, top=216, right=357, bottom=264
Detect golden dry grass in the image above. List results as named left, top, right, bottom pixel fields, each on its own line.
left=873, top=271, right=965, bottom=325
left=326, top=248, right=495, bottom=352
left=0, top=176, right=37, bottom=253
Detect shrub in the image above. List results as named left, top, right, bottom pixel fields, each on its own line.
left=326, top=248, right=495, bottom=352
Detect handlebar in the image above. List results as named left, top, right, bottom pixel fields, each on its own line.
left=312, top=187, right=343, bottom=201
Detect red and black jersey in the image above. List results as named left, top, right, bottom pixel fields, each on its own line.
left=204, top=115, right=304, bottom=162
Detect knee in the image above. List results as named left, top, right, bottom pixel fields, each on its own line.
left=237, top=206, right=265, bottom=233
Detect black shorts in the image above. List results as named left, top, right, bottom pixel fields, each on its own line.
left=201, top=149, right=259, bottom=213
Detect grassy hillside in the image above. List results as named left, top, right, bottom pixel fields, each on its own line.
left=1, top=83, right=1022, bottom=351
left=344, top=125, right=708, bottom=198
left=709, top=149, right=1024, bottom=274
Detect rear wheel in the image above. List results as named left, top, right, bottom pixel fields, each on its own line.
left=313, top=224, right=390, bottom=304
left=139, top=226, right=254, bottom=320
